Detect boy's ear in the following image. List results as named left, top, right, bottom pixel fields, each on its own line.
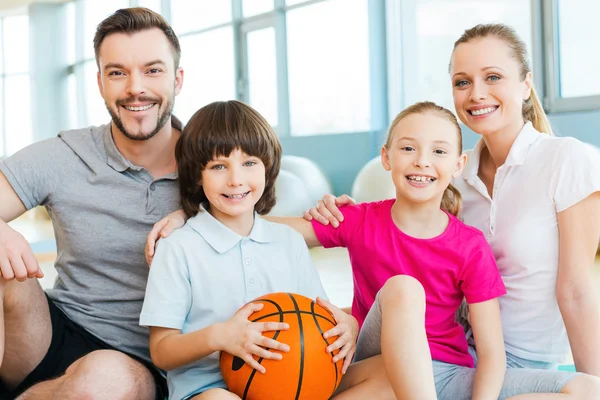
left=452, top=153, right=467, bottom=178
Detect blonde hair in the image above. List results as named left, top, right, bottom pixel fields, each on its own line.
left=385, top=101, right=463, bottom=216
left=451, top=23, right=552, bottom=135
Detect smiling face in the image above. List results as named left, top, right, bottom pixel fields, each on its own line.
left=382, top=112, right=465, bottom=208
left=97, top=28, right=183, bottom=141
left=200, top=148, right=266, bottom=226
left=450, top=37, right=532, bottom=137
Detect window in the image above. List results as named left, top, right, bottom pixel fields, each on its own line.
left=67, top=0, right=382, bottom=139
left=394, top=0, right=532, bottom=114
left=286, top=0, right=370, bottom=136
left=543, top=0, right=600, bottom=111
left=0, top=14, right=32, bottom=157
left=176, top=28, right=236, bottom=123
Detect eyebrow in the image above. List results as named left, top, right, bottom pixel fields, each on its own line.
left=452, top=66, right=506, bottom=79
left=103, top=60, right=167, bottom=71
left=396, top=137, right=452, bottom=146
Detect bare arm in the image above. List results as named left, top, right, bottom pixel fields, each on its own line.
left=149, top=302, right=290, bottom=373
left=469, top=299, right=505, bottom=400
left=0, top=171, right=27, bottom=223
left=264, top=216, right=322, bottom=248
left=0, top=171, right=42, bottom=280
left=557, top=191, right=600, bottom=377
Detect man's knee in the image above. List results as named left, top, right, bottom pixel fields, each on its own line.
left=63, top=350, right=155, bottom=400
left=562, top=374, right=600, bottom=399
left=380, top=275, right=425, bottom=306
left=2, top=279, right=43, bottom=313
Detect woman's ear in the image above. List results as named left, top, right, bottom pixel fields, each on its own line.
left=524, top=71, right=533, bottom=100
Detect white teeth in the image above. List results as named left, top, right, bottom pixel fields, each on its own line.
left=471, top=107, right=497, bottom=116
left=407, top=176, right=435, bottom=183
left=124, top=104, right=153, bottom=111
left=225, top=192, right=248, bottom=199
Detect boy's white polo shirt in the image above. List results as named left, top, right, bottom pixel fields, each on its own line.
left=140, top=207, right=327, bottom=400
left=454, top=122, right=600, bottom=363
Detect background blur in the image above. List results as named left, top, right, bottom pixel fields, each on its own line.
left=0, top=0, right=598, bottom=195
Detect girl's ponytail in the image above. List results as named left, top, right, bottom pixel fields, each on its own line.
left=441, top=183, right=462, bottom=216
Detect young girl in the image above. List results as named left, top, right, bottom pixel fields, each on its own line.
left=307, top=24, right=600, bottom=398
left=140, top=100, right=393, bottom=400
left=146, top=101, right=510, bottom=399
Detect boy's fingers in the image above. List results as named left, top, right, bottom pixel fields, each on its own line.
left=261, top=336, right=290, bottom=352
left=250, top=344, right=283, bottom=361
left=259, top=321, right=289, bottom=332
left=244, top=355, right=266, bottom=374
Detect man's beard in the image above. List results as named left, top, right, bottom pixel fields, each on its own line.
left=106, top=95, right=175, bottom=141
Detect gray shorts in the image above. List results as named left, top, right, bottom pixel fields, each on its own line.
left=355, top=290, right=579, bottom=399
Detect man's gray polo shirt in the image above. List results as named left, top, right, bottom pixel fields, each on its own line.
left=0, top=120, right=182, bottom=361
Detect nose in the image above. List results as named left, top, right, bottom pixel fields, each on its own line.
left=227, top=166, right=243, bottom=187
left=414, top=150, right=431, bottom=169
left=126, top=71, right=146, bottom=97
left=469, top=79, right=488, bottom=102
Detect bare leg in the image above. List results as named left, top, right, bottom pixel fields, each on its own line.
left=17, top=350, right=155, bottom=400
left=192, top=388, right=242, bottom=399
left=331, top=354, right=395, bottom=399
left=0, top=278, right=51, bottom=388
left=355, top=275, right=436, bottom=400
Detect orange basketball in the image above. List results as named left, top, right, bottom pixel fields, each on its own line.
left=220, top=292, right=344, bottom=400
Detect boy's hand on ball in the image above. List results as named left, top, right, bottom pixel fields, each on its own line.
left=316, top=297, right=358, bottom=374
left=222, top=302, right=291, bottom=373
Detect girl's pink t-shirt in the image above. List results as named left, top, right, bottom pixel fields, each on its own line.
left=312, top=199, right=506, bottom=368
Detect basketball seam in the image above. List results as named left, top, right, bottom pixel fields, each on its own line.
left=242, top=298, right=284, bottom=400
left=310, top=301, right=340, bottom=398
left=287, top=293, right=305, bottom=400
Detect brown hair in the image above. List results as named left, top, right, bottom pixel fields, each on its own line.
left=176, top=100, right=282, bottom=218
left=93, top=7, right=181, bottom=69
left=385, top=101, right=463, bottom=216
left=451, top=23, right=552, bottom=135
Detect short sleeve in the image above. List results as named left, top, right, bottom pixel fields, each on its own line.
left=0, top=138, right=69, bottom=210
left=553, top=139, right=600, bottom=213
left=311, top=204, right=365, bottom=248
left=140, top=239, right=192, bottom=329
left=458, top=234, right=506, bottom=304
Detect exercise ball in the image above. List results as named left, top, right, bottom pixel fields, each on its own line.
left=281, top=156, right=333, bottom=203
left=220, top=292, right=343, bottom=400
left=351, top=156, right=396, bottom=203
left=269, top=170, right=314, bottom=216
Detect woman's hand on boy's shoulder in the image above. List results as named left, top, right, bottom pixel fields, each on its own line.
left=219, top=302, right=291, bottom=374
left=302, top=194, right=355, bottom=228
left=145, top=209, right=188, bottom=266
left=316, top=297, right=358, bottom=374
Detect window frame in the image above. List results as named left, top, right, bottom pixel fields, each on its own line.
left=0, top=12, right=32, bottom=158
left=66, top=0, right=386, bottom=138
left=541, top=0, right=600, bottom=112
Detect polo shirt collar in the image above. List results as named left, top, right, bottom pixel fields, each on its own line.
left=463, top=121, right=541, bottom=182
left=103, top=116, right=183, bottom=173
left=187, top=205, right=274, bottom=254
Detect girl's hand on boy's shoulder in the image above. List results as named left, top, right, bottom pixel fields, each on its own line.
left=302, top=194, right=355, bottom=228
left=219, top=302, right=291, bottom=374
left=316, top=297, right=358, bottom=374
left=145, top=209, right=188, bottom=266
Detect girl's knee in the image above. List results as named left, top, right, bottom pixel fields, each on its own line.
left=561, top=374, right=600, bottom=398
left=194, top=388, right=240, bottom=399
left=380, top=275, right=425, bottom=305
